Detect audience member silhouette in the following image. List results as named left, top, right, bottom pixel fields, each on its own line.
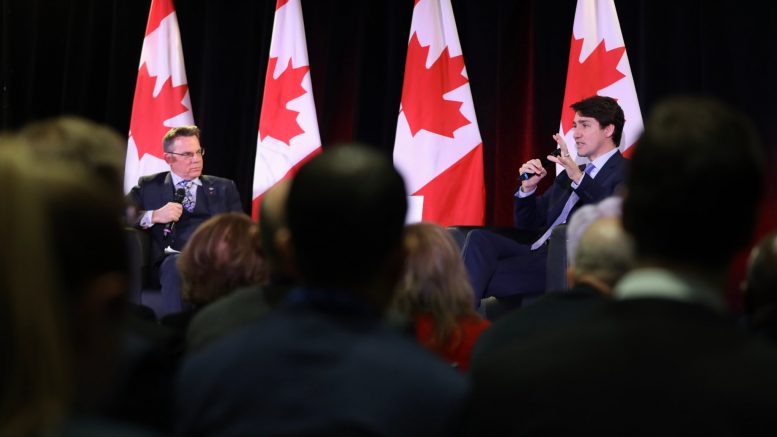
left=0, top=146, right=152, bottom=435
left=393, top=222, right=490, bottom=371
left=185, top=180, right=295, bottom=354
left=0, top=147, right=73, bottom=435
left=176, top=145, right=468, bottom=436
left=12, top=116, right=152, bottom=306
left=465, top=97, right=777, bottom=436
left=16, top=116, right=126, bottom=214
left=564, top=197, right=632, bottom=295
left=161, top=212, right=267, bottom=332
left=9, top=118, right=173, bottom=433
left=472, top=198, right=632, bottom=358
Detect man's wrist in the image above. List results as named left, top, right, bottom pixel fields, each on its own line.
left=140, top=210, right=155, bottom=228
left=573, top=172, right=584, bottom=184
left=517, top=185, right=537, bottom=198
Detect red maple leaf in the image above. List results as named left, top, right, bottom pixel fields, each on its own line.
left=561, top=36, right=626, bottom=134
left=258, top=57, right=309, bottom=146
left=145, top=0, right=175, bottom=37
left=129, top=63, right=190, bottom=160
left=401, top=33, right=470, bottom=138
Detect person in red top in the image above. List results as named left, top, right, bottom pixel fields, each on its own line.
left=394, top=223, right=491, bottom=371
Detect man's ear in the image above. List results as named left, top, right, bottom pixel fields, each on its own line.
left=604, top=124, right=615, bottom=139
left=163, top=153, right=173, bottom=165
left=274, top=227, right=298, bottom=278
left=565, top=266, right=576, bottom=288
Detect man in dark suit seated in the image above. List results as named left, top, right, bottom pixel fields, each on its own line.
left=175, top=145, right=468, bottom=436
left=126, top=126, right=243, bottom=316
left=465, top=97, right=777, bottom=436
left=463, top=95, right=628, bottom=305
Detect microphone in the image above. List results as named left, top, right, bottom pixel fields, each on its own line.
left=163, top=188, right=187, bottom=238
left=520, top=148, right=562, bottom=180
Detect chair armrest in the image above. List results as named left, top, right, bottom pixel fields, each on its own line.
left=545, top=224, right=568, bottom=292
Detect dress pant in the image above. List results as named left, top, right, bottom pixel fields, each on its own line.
left=462, top=229, right=548, bottom=307
left=159, top=254, right=184, bottom=316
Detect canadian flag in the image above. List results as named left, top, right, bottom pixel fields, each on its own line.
left=124, top=0, right=194, bottom=193
left=559, top=0, right=643, bottom=164
left=393, top=0, right=485, bottom=226
left=251, top=0, right=321, bottom=219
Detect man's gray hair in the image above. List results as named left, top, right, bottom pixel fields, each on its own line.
left=566, top=196, right=624, bottom=265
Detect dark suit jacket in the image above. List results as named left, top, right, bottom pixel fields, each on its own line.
left=471, top=283, right=606, bottom=359
left=184, top=281, right=293, bottom=354
left=176, top=287, right=469, bottom=437
left=466, top=298, right=777, bottom=436
left=514, top=151, right=626, bottom=230
left=127, top=172, right=242, bottom=265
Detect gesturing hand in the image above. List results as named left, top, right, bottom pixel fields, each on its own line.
left=547, top=133, right=584, bottom=183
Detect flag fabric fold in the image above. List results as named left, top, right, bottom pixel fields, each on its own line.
left=124, top=0, right=194, bottom=193
left=393, top=0, right=486, bottom=226
left=559, top=0, right=643, bottom=168
left=251, top=0, right=321, bottom=219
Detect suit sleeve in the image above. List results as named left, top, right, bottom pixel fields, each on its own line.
left=226, top=180, right=243, bottom=213
left=574, top=158, right=627, bottom=204
left=514, top=189, right=550, bottom=231
left=125, top=182, right=146, bottom=228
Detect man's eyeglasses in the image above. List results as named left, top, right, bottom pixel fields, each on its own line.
left=167, top=148, right=205, bottom=159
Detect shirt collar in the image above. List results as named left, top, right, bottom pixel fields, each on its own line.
left=170, top=172, right=202, bottom=187
left=282, top=286, right=380, bottom=318
left=613, top=267, right=727, bottom=312
left=587, top=147, right=619, bottom=176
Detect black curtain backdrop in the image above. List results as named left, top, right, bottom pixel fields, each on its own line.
left=3, top=0, right=777, bottom=304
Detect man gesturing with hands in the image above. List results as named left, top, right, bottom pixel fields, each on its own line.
left=463, top=96, right=628, bottom=306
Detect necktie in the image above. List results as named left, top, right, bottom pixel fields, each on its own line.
left=530, top=163, right=595, bottom=251
left=178, top=180, right=195, bottom=212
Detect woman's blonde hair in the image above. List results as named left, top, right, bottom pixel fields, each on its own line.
left=394, top=222, right=480, bottom=347
left=178, top=212, right=267, bottom=306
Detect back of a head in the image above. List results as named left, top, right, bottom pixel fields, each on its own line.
left=178, top=212, right=266, bottom=306
left=623, top=97, right=765, bottom=270
left=574, top=218, right=634, bottom=289
left=287, top=144, right=407, bottom=291
left=567, top=196, right=623, bottom=265
left=395, top=223, right=477, bottom=342
left=18, top=117, right=126, bottom=213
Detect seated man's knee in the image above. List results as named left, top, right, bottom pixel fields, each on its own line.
left=160, top=254, right=180, bottom=277
left=464, top=229, right=490, bottom=246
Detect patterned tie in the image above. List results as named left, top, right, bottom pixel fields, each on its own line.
left=178, top=180, right=195, bottom=212
left=530, top=163, right=595, bottom=250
